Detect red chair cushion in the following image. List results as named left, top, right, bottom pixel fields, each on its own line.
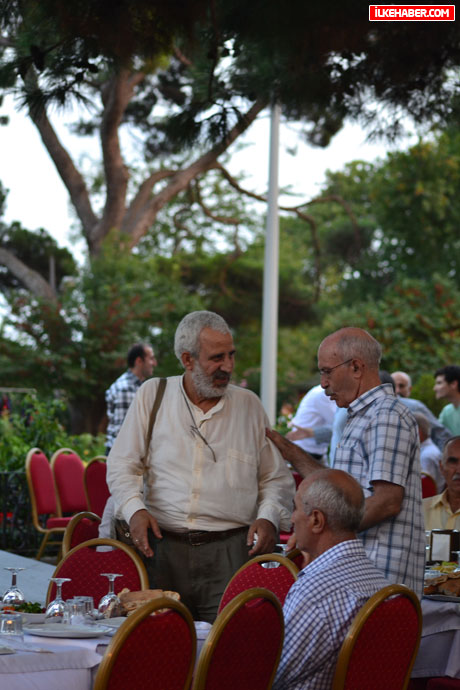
left=342, top=594, right=420, bottom=689
left=85, top=461, right=110, bottom=517
left=29, top=452, right=57, bottom=515
left=205, top=597, right=282, bottom=690
left=422, top=474, right=437, bottom=498
left=49, top=546, right=142, bottom=605
left=219, top=561, right=296, bottom=612
left=53, top=453, right=87, bottom=513
left=427, top=680, right=460, bottom=689
left=46, top=517, right=71, bottom=529
left=105, top=610, right=194, bottom=690
left=69, top=518, right=100, bottom=550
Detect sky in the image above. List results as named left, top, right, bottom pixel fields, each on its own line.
left=0, top=94, right=416, bottom=260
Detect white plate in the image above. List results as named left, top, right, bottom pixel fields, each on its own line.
left=21, top=613, right=47, bottom=624
left=424, top=594, right=460, bottom=603
left=24, top=624, right=108, bottom=638
left=99, top=617, right=126, bottom=629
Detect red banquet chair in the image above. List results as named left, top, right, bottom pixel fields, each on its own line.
left=332, top=583, right=422, bottom=690
left=51, top=447, right=88, bottom=515
left=218, top=553, right=298, bottom=613
left=84, top=456, right=110, bottom=518
left=25, top=447, right=71, bottom=561
left=422, top=472, right=438, bottom=498
left=192, top=587, right=284, bottom=690
left=46, top=538, right=148, bottom=606
left=61, top=511, right=102, bottom=556
left=427, top=679, right=460, bottom=689
left=93, top=596, right=196, bottom=690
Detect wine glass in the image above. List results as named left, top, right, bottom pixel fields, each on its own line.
left=98, top=573, right=122, bottom=615
left=45, top=578, right=71, bottom=622
left=2, top=567, right=25, bottom=606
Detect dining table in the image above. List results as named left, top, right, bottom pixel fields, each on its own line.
left=0, top=618, right=212, bottom=690
left=412, top=597, right=460, bottom=680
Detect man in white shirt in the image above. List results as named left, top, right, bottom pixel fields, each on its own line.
left=414, top=412, right=444, bottom=493
left=287, top=384, right=337, bottom=460
left=107, top=310, right=294, bottom=622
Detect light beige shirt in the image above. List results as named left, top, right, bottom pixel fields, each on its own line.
left=423, top=490, right=460, bottom=530
left=107, top=376, right=295, bottom=532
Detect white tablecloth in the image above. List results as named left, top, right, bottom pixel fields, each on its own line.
left=0, top=620, right=212, bottom=690
left=412, top=598, right=460, bottom=679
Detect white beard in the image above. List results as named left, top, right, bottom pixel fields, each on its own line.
left=191, top=361, right=230, bottom=398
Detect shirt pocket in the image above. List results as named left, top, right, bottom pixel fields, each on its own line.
left=225, top=449, right=257, bottom=491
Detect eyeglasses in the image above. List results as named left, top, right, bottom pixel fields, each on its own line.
left=190, top=425, right=216, bottom=463
left=318, top=359, right=353, bottom=377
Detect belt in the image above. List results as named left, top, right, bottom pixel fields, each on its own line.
left=161, top=526, right=247, bottom=547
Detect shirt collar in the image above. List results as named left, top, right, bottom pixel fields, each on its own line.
left=126, top=369, right=143, bottom=386
left=179, top=375, right=227, bottom=419
left=348, top=383, right=394, bottom=417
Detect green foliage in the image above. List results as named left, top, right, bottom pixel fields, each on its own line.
left=0, top=393, right=104, bottom=470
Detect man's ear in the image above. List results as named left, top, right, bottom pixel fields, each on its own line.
left=310, top=509, right=326, bottom=533
left=181, top=351, right=194, bottom=371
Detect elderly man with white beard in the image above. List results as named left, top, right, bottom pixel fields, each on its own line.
left=107, top=310, right=294, bottom=622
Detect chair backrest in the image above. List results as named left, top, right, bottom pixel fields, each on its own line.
left=94, top=596, right=196, bottom=690
left=218, top=553, right=298, bottom=613
left=84, top=456, right=110, bottom=517
left=50, top=447, right=88, bottom=514
left=25, top=447, right=59, bottom=521
left=332, top=584, right=422, bottom=690
left=62, top=511, right=102, bottom=555
left=193, top=587, right=284, bottom=690
left=46, top=538, right=149, bottom=605
left=421, top=472, right=438, bottom=498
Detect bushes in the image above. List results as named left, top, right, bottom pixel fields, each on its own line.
left=0, top=394, right=105, bottom=471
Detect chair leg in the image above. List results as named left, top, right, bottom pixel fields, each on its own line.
left=36, top=533, right=50, bottom=561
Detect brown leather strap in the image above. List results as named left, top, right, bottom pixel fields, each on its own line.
left=143, top=377, right=166, bottom=465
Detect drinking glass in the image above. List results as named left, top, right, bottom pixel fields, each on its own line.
left=45, top=578, right=71, bottom=622
left=0, top=612, right=24, bottom=642
left=276, top=543, right=289, bottom=556
left=74, top=596, right=95, bottom=624
left=2, top=567, right=25, bottom=607
left=98, top=574, right=122, bottom=615
left=63, top=599, right=87, bottom=626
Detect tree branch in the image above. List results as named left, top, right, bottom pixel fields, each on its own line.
left=91, top=69, right=146, bottom=250
left=122, top=169, right=176, bottom=234
left=0, top=248, right=56, bottom=300
left=28, top=101, right=98, bottom=241
left=126, top=98, right=268, bottom=247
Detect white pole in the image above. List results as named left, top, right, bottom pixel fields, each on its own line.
left=260, top=102, right=281, bottom=425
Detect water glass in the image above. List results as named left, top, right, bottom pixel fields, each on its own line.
left=63, top=599, right=87, bottom=627
left=74, top=596, right=95, bottom=624
left=0, top=612, right=24, bottom=642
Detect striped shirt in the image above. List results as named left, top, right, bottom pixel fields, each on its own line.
left=273, top=540, right=389, bottom=690
left=335, top=383, right=425, bottom=597
left=105, top=370, right=143, bottom=451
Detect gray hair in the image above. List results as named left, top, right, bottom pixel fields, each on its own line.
left=327, top=328, right=382, bottom=368
left=442, top=436, right=460, bottom=464
left=174, top=311, right=231, bottom=365
left=301, top=477, right=365, bottom=533
left=413, top=412, right=431, bottom=437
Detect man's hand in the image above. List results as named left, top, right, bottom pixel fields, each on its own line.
left=129, top=509, right=162, bottom=558
left=247, top=518, right=277, bottom=556
left=286, top=425, right=314, bottom=441
left=266, top=427, right=323, bottom=477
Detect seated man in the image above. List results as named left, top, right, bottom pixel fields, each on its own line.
left=273, top=468, right=389, bottom=690
left=424, top=436, right=460, bottom=530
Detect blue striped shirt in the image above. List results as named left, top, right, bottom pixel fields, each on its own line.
left=335, top=384, right=425, bottom=597
left=273, top=539, right=389, bottom=690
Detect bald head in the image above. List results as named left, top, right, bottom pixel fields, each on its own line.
left=318, top=328, right=382, bottom=368
left=299, top=468, right=365, bottom=533
left=391, top=371, right=412, bottom=397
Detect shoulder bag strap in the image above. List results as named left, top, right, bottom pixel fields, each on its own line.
left=143, top=377, right=167, bottom=464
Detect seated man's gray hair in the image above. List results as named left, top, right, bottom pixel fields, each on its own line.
left=302, top=477, right=365, bottom=533
left=174, top=311, right=231, bottom=365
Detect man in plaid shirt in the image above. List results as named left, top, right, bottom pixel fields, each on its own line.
left=105, top=343, right=157, bottom=453
left=267, top=327, right=425, bottom=599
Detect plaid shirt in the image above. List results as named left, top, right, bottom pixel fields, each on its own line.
left=273, top=540, right=389, bottom=690
left=105, top=370, right=143, bottom=450
left=335, top=383, right=425, bottom=597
